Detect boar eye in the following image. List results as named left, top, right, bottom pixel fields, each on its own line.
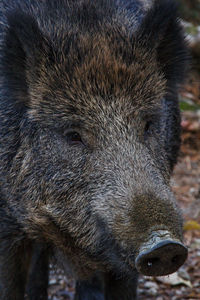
left=144, top=121, right=152, bottom=134
left=66, top=131, right=83, bottom=145
left=144, top=121, right=153, bottom=139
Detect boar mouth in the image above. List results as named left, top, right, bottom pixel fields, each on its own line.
left=78, top=217, right=137, bottom=276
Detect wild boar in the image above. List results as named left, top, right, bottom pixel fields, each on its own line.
left=0, top=0, right=188, bottom=299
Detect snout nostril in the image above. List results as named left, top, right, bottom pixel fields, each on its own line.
left=147, top=261, right=153, bottom=268
left=171, top=254, right=181, bottom=264
left=146, top=257, right=160, bottom=268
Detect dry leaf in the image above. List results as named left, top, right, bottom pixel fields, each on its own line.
left=184, top=220, right=200, bottom=231
left=156, top=272, right=192, bottom=288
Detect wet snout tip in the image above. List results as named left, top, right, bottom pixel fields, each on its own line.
left=135, top=240, right=188, bottom=276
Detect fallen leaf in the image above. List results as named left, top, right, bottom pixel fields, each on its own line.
left=184, top=220, right=200, bottom=231
left=156, top=272, right=192, bottom=288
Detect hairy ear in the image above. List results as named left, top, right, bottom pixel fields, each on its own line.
left=136, top=0, right=189, bottom=89
left=2, top=11, right=51, bottom=103
left=6, top=11, right=47, bottom=59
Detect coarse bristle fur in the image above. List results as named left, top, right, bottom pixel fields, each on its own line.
left=0, top=1, right=189, bottom=299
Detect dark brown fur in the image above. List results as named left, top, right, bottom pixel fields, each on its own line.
left=0, top=0, right=188, bottom=299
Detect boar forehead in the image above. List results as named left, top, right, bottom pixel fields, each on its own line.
left=29, top=32, right=166, bottom=125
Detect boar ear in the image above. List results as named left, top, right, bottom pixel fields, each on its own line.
left=137, top=0, right=189, bottom=88
left=3, top=11, right=51, bottom=104
left=6, top=11, right=46, bottom=59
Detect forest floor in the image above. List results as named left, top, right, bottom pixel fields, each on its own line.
left=48, top=73, right=200, bottom=300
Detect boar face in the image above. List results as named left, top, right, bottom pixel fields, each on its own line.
left=1, top=0, right=188, bottom=277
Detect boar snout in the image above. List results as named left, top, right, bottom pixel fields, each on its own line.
left=135, top=230, right=188, bottom=276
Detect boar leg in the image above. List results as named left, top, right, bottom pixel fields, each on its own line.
left=74, top=274, right=104, bottom=300
left=26, top=242, right=49, bottom=300
left=104, top=272, right=138, bottom=300
left=0, top=238, right=30, bottom=300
